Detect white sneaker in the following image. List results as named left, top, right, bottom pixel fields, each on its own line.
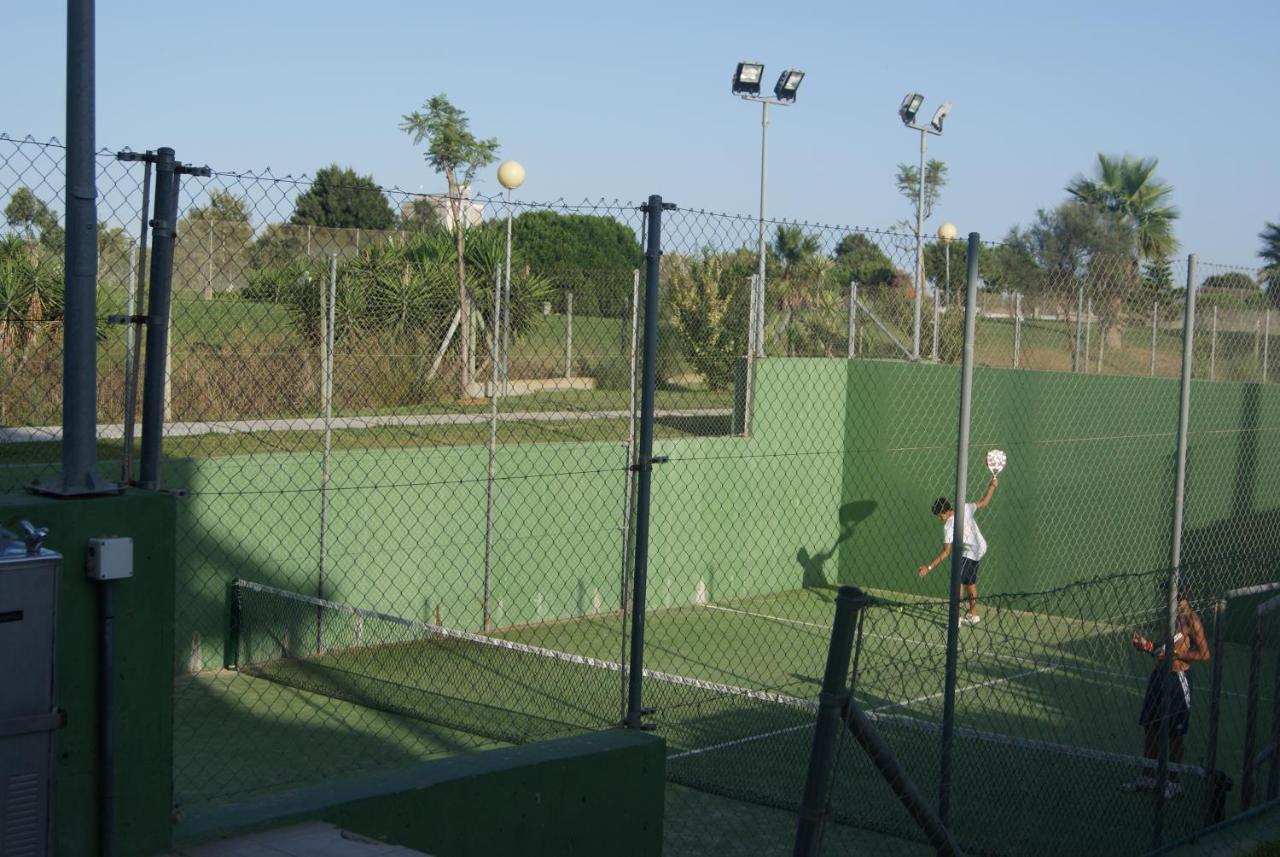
left=1164, top=780, right=1183, bottom=799
left=966, top=613, right=981, bottom=625
left=1120, top=775, right=1157, bottom=792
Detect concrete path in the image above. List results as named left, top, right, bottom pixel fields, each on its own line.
left=0, top=407, right=732, bottom=444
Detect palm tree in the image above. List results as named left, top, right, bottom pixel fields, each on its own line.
left=1066, top=154, right=1179, bottom=259
left=1260, top=221, right=1280, bottom=305
left=771, top=225, right=822, bottom=355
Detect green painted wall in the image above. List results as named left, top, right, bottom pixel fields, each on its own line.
left=165, top=357, right=1280, bottom=671
left=835, top=361, right=1280, bottom=602
left=177, top=730, right=665, bottom=857
left=0, top=492, right=176, bottom=857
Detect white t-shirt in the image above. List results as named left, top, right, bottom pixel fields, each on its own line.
left=942, top=502, right=987, bottom=561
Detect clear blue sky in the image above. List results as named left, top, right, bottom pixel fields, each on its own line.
left=4, top=0, right=1277, bottom=266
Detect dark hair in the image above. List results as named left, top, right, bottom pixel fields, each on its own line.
left=931, top=497, right=952, bottom=517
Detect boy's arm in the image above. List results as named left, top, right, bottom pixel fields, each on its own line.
left=1175, top=614, right=1211, bottom=664
left=919, top=542, right=952, bottom=577
left=975, top=476, right=999, bottom=510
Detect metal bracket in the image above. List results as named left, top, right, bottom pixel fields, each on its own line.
left=639, top=202, right=678, bottom=213
left=628, top=456, right=669, bottom=472
left=107, top=314, right=148, bottom=326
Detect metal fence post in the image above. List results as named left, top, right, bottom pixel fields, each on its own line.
left=939, top=232, right=981, bottom=829
left=848, top=281, right=857, bottom=360
left=565, top=289, right=574, bottom=380
left=1265, top=309, right=1271, bottom=384
left=1210, top=306, right=1218, bottom=381
left=1153, top=253, right=1197, bottom=847
left=138, top=149, right=179, bottom=491
left=932, top=287, right=940, bottom=361
left=1074, top=286, right=1084, bottom=372
left=1014, top=292, right=1022, bottom=369
left=626, top=195, right=669, bottom=730
left=1202, top=597, right=1227, bottom=826
left=794, top=585, right=865, bottom=857
left=1085, top=297, right=1093, bottom=373
left=318, top=253, right=336, bottom=646
left=618, top=268, right=642, bottom=718
left=1152, top=301, right=1159, bottom=377
left=483, top=266, right=504, bottom=632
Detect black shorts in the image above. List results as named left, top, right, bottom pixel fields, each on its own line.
left=958, top=557, right=980, bottom=586
left=1139, top=669, right=1192, bottom=737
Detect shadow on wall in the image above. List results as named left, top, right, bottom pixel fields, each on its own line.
left=796, top=500, right=877, bottom=592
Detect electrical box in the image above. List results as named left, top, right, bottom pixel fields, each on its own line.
left=0, top=528, right=60, bottom=857
left=87, top=537, right=133, bottom=581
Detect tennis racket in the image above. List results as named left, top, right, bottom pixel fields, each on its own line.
left=986, top=449, right=1007, bottom=477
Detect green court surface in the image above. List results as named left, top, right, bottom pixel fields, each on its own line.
left=185, top=580, right=1273, bottom=855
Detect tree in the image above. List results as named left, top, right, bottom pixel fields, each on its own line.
left=1201, top=272, right=1257, bottom=292
left=291, top=164, right=396, bottom=231
left=665, top=253, right=748, bottom=389
left=895, top=160, right=948, bottom=230
left=4, top=187, right=63, bottom=252
left=0, top=235, right=64, bottom=422
left=505, top=211, right=642, bottom=316
left=401, top=94, right=500, bottom=391
left=832, top=233, right=896, bottom=288
left=1066, top=154, right=1179, bottom=259
left=1260, top=221, right=1280, bottom=306
left=179, top=190, right=253, bottom=297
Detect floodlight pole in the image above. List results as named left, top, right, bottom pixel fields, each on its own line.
left=902, top=122, right=943, bottom=361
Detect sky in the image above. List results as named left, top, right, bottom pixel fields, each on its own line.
left=3, top=0, right=1278, bottom=266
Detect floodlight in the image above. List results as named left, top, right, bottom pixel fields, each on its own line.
left=732, top=62, right=764, bottom=96
left=899, top=92, right=924, bottom=126
left=930, top=102, right=952, bottom=134
left=774, top=69, right=805, bottom=102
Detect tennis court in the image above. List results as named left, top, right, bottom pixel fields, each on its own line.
left=180, top=575, right=1269, bottom=855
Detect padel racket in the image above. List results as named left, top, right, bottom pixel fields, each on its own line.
left=986, top=449, right=1007, bottom=476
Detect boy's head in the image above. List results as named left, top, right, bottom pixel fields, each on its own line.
left=1177, top=585, right=1193, bottom=612
left=931, top=497, right=953, bottom=520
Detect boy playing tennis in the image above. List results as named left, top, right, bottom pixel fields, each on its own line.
left=1121, top=589, right=1210, bottom=797
left=917, top=476, right=998, bottom=625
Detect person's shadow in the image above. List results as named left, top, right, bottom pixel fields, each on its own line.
left=797, top=499, right=877, bottom=593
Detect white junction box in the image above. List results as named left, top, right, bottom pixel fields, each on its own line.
left=86, top=537, right=133, bottom=581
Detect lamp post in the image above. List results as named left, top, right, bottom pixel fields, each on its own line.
left=934, top=222, right=958, bottom=360
left=733, top=62, right=805, bottom=359
left=899, top=93, right=951, bottom=360
left=497, top=159, right=524, bottom=392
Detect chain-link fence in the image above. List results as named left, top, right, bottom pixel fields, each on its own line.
left=4, top=130, right=1280, bottom=854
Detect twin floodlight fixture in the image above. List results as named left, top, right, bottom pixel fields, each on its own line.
left=732, top=61, right=805, bottom=102
left=899, top=92, right=951, bottom=134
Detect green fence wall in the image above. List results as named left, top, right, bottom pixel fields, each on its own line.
left=141, top=357, right=1280, bottom=670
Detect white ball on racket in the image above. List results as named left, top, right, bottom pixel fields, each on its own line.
left=986, top=449, right=1007, bottom=476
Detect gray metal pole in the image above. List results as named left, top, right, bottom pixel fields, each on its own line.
left=618, top=269, right=641, bottom=719
left=565, top=290, right=574, bottom=380
left=1211, top=306, right=1218, bottom=381
left=627, top=196, right=668, bottom=729
left=848, top=281, right=857, bottom=359
left=794, top=585, right=865, bottom=857
left=756, top=101, right=769, bottom=359
left=743, top=274, right=758, bottom=436
left=120, top=244, right=138, bottom=484
left=1074, top=287, right=1084, bottom=372
left=56, top=0, right=111, bottom=495
left=137, top=149, right=180, bottom=491
left=932, top=281, right=940, bottom=361
left=482, top=265, right=503, bottom=632
left=939, top=232, right=981, bottom=828
left=320, top=255, right=335, bottom=599
left=1153, top=254, right=1197, bottom=847
left=1014, top=292, right=1022, bottom=369
left=502, top=188, right=514, bottom=394
left=1085, top=298, right=1093, bottom=373
left=913, top=129, right=926, bottom=360
left=1265, top=310, right=1271, bottom=384
left=121, top=155, right=152, bottom=486
left=1152, top=301, right=1159, bottom=377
